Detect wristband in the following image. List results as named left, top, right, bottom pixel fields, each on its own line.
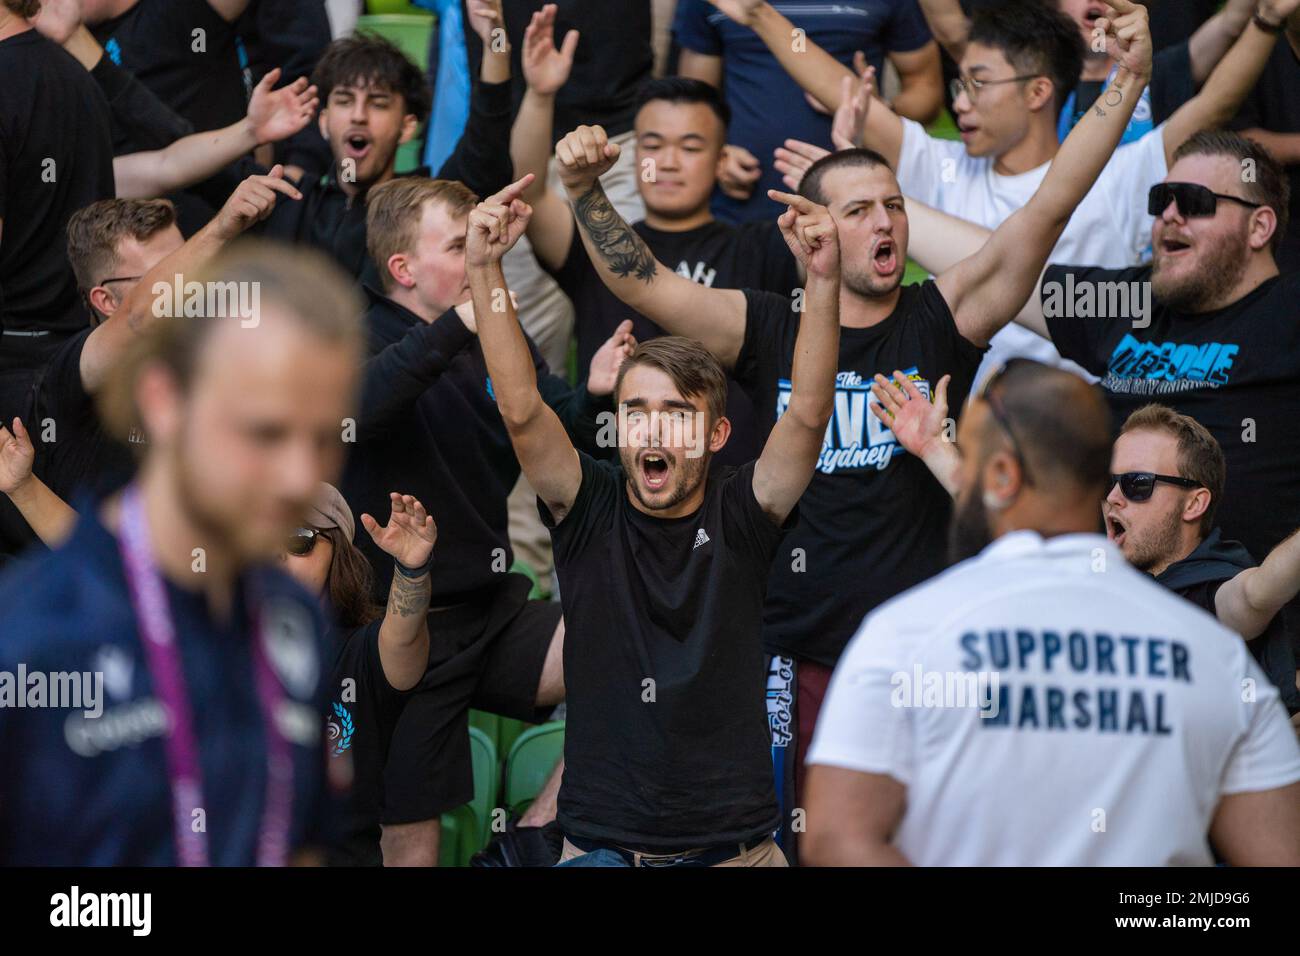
left=1254, top=10, right=1284, bottom=33
left=393, top=555, right=434, bottom=579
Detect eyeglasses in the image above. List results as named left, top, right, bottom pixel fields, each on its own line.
left=98, top=275, right=144, bottom=286
left=949, top=73, right=1041, bottom=105
left=286, top=527, right=322, bottom=556
left=978, top=360, right=1034, bottom=487
left=1109, top=471, right=1200, bottom=502
left=1148, top=182, right=1263, bottom=219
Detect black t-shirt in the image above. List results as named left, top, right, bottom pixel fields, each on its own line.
left=1231, top=39, right=1300, bottom=274
left=734, top=283, right=986, bottom=666
left=0, top=31, right=115, bottom=341
left=548, top=220, right=802, bottom=466
left=1045, top=266, right=1300, bottom=564
left=325, top=619, right=410, bottom=867
left=30, top=329, right=140, bottom=504
left=93, top=0, right=250, bottom=135
left=466, top=0, right=652, bottom=142
left=541, top=453, right=790, bottom=848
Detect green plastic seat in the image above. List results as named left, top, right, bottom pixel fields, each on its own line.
left=468, top=709, right=500, bottom=749
left=433, top=726, right=499, bottom=866
left=353, top=14, right=436, bottom=174
left=504, top=721, right=565, bottom=815
left=366, top=0, right=434, bottom=17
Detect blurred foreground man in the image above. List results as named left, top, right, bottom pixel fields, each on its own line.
left=805, top=361, right=1300, bottom=866
left=0, top=243, right=361, bottom=864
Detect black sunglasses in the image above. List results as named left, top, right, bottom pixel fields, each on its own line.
left=286, top=527, right=322, bottom=556
left=1110, top=471, right=1199, bottom=502
left=1148, top=182, right=1263, bottom=219
left=978, top=360, right=1034, bottom=487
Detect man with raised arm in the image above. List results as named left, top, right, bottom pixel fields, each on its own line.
left=464, top=173, right=840, bottom=866
left=552, top=0, right=1154, bottom=860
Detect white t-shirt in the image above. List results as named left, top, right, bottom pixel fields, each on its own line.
left=807, top=531, right=1300, bottom=866
left=896, top=119, right=1169, bottom=387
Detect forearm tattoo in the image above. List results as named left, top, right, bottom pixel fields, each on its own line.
left=572, top=185, right=657, bottom=283
left=386, top=568, right=430, bottom=619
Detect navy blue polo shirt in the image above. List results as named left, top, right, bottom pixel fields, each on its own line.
left=0, top=502, right=334, bottom=865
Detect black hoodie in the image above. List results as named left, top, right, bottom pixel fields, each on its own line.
left=1155, top=528, right=1299, bottom=713
left=341, top=287, right=610, bottom=605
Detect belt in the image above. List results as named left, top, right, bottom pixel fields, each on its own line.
left=568, top=832, right=771, bottom=868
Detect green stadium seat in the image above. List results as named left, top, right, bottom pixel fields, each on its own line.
left=366, top=0, right=434, bottom=16
left=504, top=721, right=565, bottom=815
left=352, top=14, right=436, bottom=174
left=466, top=726, right=499, bottom=857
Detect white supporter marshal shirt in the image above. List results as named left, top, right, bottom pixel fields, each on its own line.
left=808, top=531, right=1300, bottom=866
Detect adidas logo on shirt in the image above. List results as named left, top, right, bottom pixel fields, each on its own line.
left=693, top=529, right=710, bottom=550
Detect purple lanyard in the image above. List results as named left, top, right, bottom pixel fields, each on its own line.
left=117, top=486, right=294, bottom=867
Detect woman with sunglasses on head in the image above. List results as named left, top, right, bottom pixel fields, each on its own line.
left=279, top=483, right=439, bottom=866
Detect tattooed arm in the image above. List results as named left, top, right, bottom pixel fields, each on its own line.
left=555, top=125, right=749, bottom=370
left=362, top=493, right=438, bottom=692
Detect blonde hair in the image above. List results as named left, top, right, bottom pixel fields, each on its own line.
left=366, top=177, right=478, bottom=291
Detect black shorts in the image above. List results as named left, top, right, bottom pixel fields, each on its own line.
left=381, top=572, right=560, bottom=825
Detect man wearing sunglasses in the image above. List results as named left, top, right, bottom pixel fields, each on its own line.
left=1107, top=405, right=1300, bottom=715
left=807, top=360, right=1300, bottom=865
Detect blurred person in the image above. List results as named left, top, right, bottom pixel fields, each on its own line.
left=338, top=175, right=633, bottom=866
left=875, top=379, right=1300, bottom=715
left=675, top=0, right=943, bottom=223
left=0, top=242, right=363, bottom=864
left=804, top=361, right=1300, bottom=866
left=511, top=18, right=801, bottom=465
left=465, top=173, right=842, bottom=867
left=547, top=0, right=1152, bottom=860
left=27, top=171, right=301, bottom=522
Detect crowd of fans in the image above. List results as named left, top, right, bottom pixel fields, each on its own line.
left=0, top=0, right=1298, bottom=867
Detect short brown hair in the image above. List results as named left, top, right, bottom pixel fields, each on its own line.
left=1173, top=129, right=1291, bottom=253
left=1120, top=403, right=1225, bottom=536
left=614, top=336, right=728, bottom=423
left=366, top=177, right=477, bottom=292
left=67, top=198, right=177, bottom=291
left=4, top=1, right=41, bottom=17
left=97, top=240, right=365, bottom=443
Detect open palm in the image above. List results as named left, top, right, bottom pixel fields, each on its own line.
left=362, top=493, right=437, bottom=570
left=0, top=418, right=35, bottom=495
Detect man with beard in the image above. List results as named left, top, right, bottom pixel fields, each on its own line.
left=1107, top=405, right=1300, bottom=713
left=872, top=378, right=1300, bottom=714
left=547, top=0, right=1153, bottom=861
left=463, top=172, right=841, bottom=865
left=804, top=360, right=1300, bottom=866
left=0, top=243, right=362, bottom=864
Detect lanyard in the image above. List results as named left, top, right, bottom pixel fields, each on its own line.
left=117, top=486, right=294, bottom=866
